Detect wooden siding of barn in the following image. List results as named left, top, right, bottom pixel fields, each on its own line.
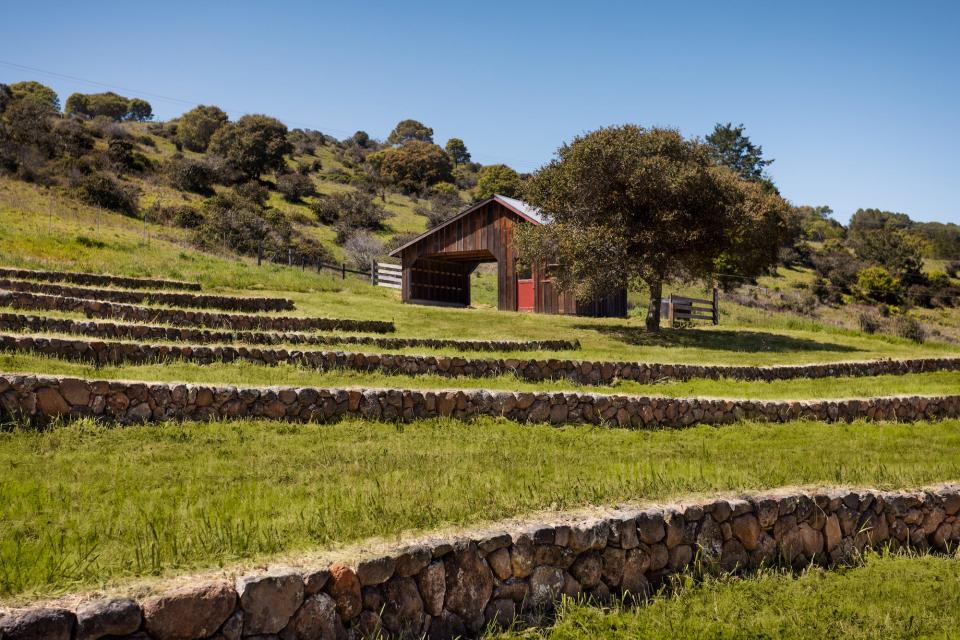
left=532, top=264, right=628, bottom=317
left=399, top=201, right=520, bottom=311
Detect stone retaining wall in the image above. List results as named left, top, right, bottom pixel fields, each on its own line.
left=0, top=278, right=294, bottom=312
left=2, top=484, right=958, bottom=639
left=0, top=291, right=395, bottom=334
left=0, top=313, right=579, bottom=353
left=1, top=372, right=957, bottom=428
left=0, top=266, right=201, bottom=291
left=2, top=330, right=957, bottom=387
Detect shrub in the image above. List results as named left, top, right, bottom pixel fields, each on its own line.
left=858, top=312, right=881, bottom=334
left=892, top=315, right=926, bottom=343
left=53, top=118, right=94, bottom=158
left=235, top=181, right=269, bottom=206
left=370, top=140, right=453, bottom=194
left=276, top=172, right=316, bottom=202
left=323, top=168, right=352, bottom=184
left=475, top=164, right=522, bottom=200
left=945, top=261, right=960, bottom=279
left=175, top=105, right=228, bottom=152
left=165, top=155, right=216, bottom=194
left=855, top=266, right=901, bottom=304
left=343, top=232, right=385, bottom=270
left=208, top=114, right=291, bottom=180
left=72, top=173, right=139, bottom=215
left=150, top=203, right=205, bottom=229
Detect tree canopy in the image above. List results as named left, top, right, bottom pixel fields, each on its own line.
left=517, top=125, right=792, bottom=330
left=386, top=119, right=433, bottom=145
left=445, top=138, right=470, bottom=165
left=208, top=114, right=292, bottom=180
left=176, top=105, right=229, bottom=152
left=705, top=122, right=773, bottom=182
left=9, top=81, right=60, bottom=114
left=65, top=92, right=153, bottom=121
left=369, top=140, right=452, bottom=194
left=475, top=164, right=522, bottom=200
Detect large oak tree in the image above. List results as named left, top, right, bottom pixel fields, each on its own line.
left=517, top=125, right=792, bottom=330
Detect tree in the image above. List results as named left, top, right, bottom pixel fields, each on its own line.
left=208, top=114, right=292, bottom=180
left=516, top=125, right=792, bottom=331
left=386, top=119, right=433, bottom=145
left=65, top=92, right=131, bottom=120
left=0, top=84, right=13, bottom=114
left=415, top=185, right=463, bottom=228
left=370, top=140, right=452, bottom=194
left=850, top=228, right=925, bottom=284
left=445, top=138, right=470, bottom=165
left=9, top=81, right=60, bottom=113
left=176, top=105, right=229, bottom=152
left=343, top=232, right=385, bottom=270
left=475, top=164, right=522, bottom=200
left=794, top=205, right=845, bottom=242
left=276, top=172, right=316, bottom=202
left=127, top=98, right=153, bottom=122
left=856, top=266, right=901, bottom=304
left=352, top=130, right=371, bottom=148
left=705, top=122, right=773, bottom=182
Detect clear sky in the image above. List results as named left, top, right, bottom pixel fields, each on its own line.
left=2, top=0, right=958, bottom=224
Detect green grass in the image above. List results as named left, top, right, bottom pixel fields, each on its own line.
left=3, top=353, right=960, bottom=401
left=1, top=417, right=959, bottom=601
left=495, top=551, right=960, bottom=640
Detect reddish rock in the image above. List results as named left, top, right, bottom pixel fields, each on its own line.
left=731, top=514, right=761, bottom=551
left=142, top=581, right=236, bottom=640
left=325, top=564, right=362, bottom=621
left=236, top=571, right=304, bottom=635
left=35, top=387, right=69, bottom=416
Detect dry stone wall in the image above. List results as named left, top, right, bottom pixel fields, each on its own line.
left=2, top=484, right=958, bottom=639
left=1, top=373, right=957, bottom=428
left=0, top=313, right=579, bottom=353
left=0, top=266, right=201, bottom=291
left=0, top=278, right=294, bottom=312
left=2, top=331, right=957, bottom=387
left=0, top=291, right=395, bottom=333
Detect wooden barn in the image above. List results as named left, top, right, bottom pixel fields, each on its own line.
left=388, top=194, right=627, bottom=317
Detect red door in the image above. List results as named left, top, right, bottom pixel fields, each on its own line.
left=517, top=278, right=534, bottom=312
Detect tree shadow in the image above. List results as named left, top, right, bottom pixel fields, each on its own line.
left=576, top=325, right=862, bottom=354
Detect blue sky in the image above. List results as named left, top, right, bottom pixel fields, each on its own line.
left=3, top=1, right=958, bottom=224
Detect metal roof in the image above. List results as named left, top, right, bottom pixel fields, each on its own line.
left=388, top=194, right=548, bottom=257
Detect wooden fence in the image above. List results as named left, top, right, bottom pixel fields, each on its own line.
left=372, top=261, right=402, bottom=290
left=662, top=289, right=719, bottom=326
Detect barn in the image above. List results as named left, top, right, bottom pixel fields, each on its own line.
left=388, top=194, right=627, bottom=317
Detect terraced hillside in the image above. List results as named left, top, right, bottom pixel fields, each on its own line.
left=1, top=183, right=959, bottom=640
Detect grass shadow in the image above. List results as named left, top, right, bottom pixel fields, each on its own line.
left=575, top=325, right=863, bottom=354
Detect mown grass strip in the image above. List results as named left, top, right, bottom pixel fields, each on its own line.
left=492, top=550, right=960, bottom=640
left=1, top=416, right=959, bottom=599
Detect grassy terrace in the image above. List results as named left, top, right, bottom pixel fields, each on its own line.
left=493, top=551, right=960, bottom=640
left=2, top=417, right=960, bottom=601
left=2, top=353, right=960, bottom=400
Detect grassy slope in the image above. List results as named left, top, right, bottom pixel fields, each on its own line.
left=495, top=551, right=960, bottom=640
left=2, top=418, right=959, bottom=600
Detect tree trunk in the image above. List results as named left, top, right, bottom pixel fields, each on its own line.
left=646, top=279, right=663, bottom=332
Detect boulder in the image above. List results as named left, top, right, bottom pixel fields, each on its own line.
left=236, top=571, right=304, bottom=635
left=279, top=593, right=345, bottom=640
left=0, top=608, right=74, bottom=640
left=443, top=541, right=493, bottom=631
left=325, top=564, right=362, bottom=621
left=76, top=598, right=141, bottom=640
left=142, top=581, right=237, bottom=640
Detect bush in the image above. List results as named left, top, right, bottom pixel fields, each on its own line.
left=165, top=155, right=217, bottom=194
left=53, top=118, right=94, bottom=158
left=175, top=105, right=228, bottom=152
left=310, top=191, right=391, bottom=235
left=208, top=114, right=291, bottom=180
left=858, top=312, right=881, bottom=334
left=343, top=232, right=385, bottom=270
left=150, top=204, right=204, bottom=229
left=323, top=168, right=353, bottom=184
left=72, top=173, right=140, bottom=215
left=855, top=266, right=901, bottom=304
left=892, top=315, right=926, bottom=343
left=370, top=140, right=453, bottom=194
left=944, top=261, right=960, bottom=279
left=475, top=163, right=523, bottom=200
left=276, top=172, right=316, bottom=202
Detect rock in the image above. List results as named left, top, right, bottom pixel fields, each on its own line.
left=142, top=581, right=237, bottom=640
left=356, top=556, right=396, bottom=586
left=668, top=544, right=693, bottom=570
left=325, top=564, right=362, bottom=621
left=493, top=578, right=529, bottom=603
left=824, top=514, right=842, bottom=551
left=484, top=599, right=516, bottom=629
left=219, top=611, right=243, bottom=640
left=636, top=513, right=665, bottom=544
left=720, top=539, right=748, bottom=572
left=394, top=545, right=432, bottom=578
left=236, top=571, right=304, bottom=635
left=600, top=547, right=626, bottom=587
left=416, top=560, right=446, bottom=616
left=510, top=536, right=536, bottom=578
left=35, top=387, right=69, bottom=416
left=381, top=577, right=424, bottom=635
left=798, top=524, right=824, bottom=558
left=487, top=548, right=513, bottom=580
left=279, top=593, right=345, bottom=640
left=76, top=598, right=141, bottom=640
left=696, top=515, right=724, bottom=561
left=427, top=611, right=466, bottom=640
left=731, top=514, right=761, bottom=551
left=0, top=608, right=74, bottom=640
left=528, top=566, right=565, bottom=609
left=443, top=541, right=494, bottom=631
left=569, top=551, right=602, bottom=587
left=59, top=378, right=91, bottom=406
left=302, top=569, right=330, bottom=595
left=621, top=549, right=651, bottom=597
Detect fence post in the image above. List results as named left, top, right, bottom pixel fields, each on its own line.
left=712, top=287, right=719, bottom=325
left=371, top=260, right=376, bottom=285
left=342, top=263, right=346, bottom=280
left=257, top=239, right=263, bottom=266
left=288, top=248, right=292, bottom=267
left=667, top=293, right=674, bottom=328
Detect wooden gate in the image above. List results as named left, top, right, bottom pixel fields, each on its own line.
left=372, top=261, right=402, bottom=290
left=663, top=289, right=719, bottom=326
